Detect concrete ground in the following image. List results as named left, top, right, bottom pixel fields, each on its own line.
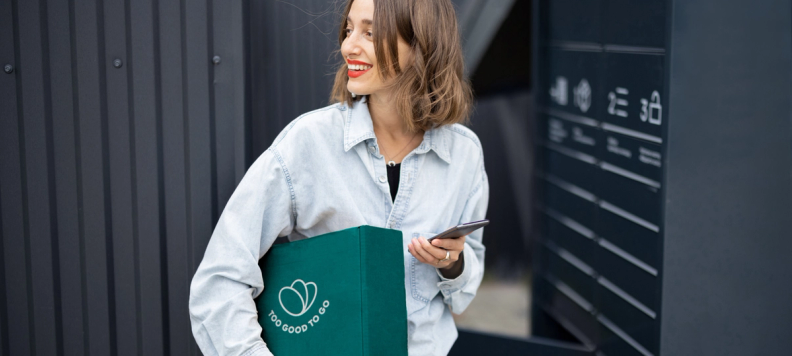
left=452, top=277, right=532, bottom=338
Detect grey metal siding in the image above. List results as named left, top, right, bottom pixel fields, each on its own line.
left=0, top=0, right=245, bottom=354
left=248, top=0, right=341, bottom=155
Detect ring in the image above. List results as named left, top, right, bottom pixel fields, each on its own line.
left=438, top=250, right=451, bottom=265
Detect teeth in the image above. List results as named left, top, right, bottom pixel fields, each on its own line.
left=349, top=64, right=372, bottom=71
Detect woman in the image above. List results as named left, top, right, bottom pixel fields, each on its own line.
left=189, top=0, right=488, bottom=354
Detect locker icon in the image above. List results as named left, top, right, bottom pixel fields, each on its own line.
left=640, top=90, right=662, bottom=125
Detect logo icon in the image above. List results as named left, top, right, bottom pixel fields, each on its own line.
left=573, top=79, right=591, bottom=113
left=549, top=76, right=568, bottom=106
left=279, top=279, right=317, bottom=317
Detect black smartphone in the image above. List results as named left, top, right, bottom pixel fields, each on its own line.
left=425, top=219, right=490, bottom=242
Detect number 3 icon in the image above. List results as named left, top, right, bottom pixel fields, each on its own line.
left=640, top=91, right=662, bottom=125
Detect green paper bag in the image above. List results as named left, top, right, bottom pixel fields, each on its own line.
left=255, top=225, right=408, bottom=355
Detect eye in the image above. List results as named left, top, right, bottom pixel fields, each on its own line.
left=345, top=28, right=352, bottom=37
left=366, top=31, right=373, bottom=38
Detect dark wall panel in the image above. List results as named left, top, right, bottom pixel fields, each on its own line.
left=158, top=1, right=193, bottom=354
left=248, top=0, right=340, bottom=156
left=18, top=0, right=60, bottom=355
left=184, top=0, right=215, bottom=277
left=0, top=1, right=245, bottom=355
left=130, top=1, right=164, bottom=354
left=660, top=1, right=792, bottom=355
left=1, top=2, right=33, bottom=355
left=104, top=0, right=136, bottom=353
left=47, top=0, right=85, bottom=354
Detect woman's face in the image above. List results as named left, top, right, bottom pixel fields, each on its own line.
left=341, top=0, right=412, bottom=97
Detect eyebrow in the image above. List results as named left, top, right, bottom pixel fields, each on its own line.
left=347, top=16, right=373, bottom=25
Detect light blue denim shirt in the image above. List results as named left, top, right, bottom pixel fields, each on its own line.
left=189, top=97, right=489, bottom=356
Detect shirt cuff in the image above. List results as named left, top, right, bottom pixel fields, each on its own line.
left=435, top=246, right=474, bottom=297
left=240, top=343, right=274, bottom=356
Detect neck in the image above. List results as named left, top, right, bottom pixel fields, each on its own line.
left=368, top=92, right=409, bottom=138
left=367, top=91, right=424, bottom=164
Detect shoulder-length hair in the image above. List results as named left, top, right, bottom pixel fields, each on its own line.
left=330, top=0, right=473, bottom=132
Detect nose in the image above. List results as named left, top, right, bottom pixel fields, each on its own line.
left=341, top=31, right=361, bottom=58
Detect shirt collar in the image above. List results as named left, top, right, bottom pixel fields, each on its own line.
left=343, top=96, right=377, bottom=152
left=342, top=97, right=451, bottom=164
left=412, top=126, right=451, bottom=164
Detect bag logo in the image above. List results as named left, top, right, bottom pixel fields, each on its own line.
left=269, top=279, right=331, bottom=334
left=278, top=279, right=317, bottom=317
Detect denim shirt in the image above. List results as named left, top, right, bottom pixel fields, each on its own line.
left=189, top=98, right=489, bottom=356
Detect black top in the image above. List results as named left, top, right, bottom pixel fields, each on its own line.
left=386, top=163, right=401, bottom=201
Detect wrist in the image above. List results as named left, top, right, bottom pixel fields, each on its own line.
left=440, top=260, right=457, bottom=270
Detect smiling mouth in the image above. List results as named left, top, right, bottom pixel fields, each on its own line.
left=347, top=62, right=373, bottom=78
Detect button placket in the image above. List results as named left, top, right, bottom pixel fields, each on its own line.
left=367, top=140, right=393, bottom=220
left=387, top=152, right=419, bottom=230
left=372, top=143, right=388, bottom=184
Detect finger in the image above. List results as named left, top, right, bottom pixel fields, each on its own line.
left=437, top=251, right=461, bottom=269
left=443, top=251, right=462, bottom=268
left=419, top=237, right=451, bottom=260
left=412, top=238, right=440, bottom=263
left=409, top=239, right=430, bottom=264
left=408, top=241, right=430, bottom=264
left=448, top=250, right=460, bottom=262
left=430, top=235, right=466, bottom=251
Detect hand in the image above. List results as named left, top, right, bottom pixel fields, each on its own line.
left=408, top=235, right=466, bottom=278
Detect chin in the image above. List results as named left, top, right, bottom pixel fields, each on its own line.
left=347, top=84, right=371, bottom=97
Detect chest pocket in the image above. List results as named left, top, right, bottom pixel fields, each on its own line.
left=406, top=232, right=442, bottom=314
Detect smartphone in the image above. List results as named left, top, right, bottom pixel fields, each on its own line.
left=425, top=219, right=490, bottom=242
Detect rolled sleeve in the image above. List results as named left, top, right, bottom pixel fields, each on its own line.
left=241, top=344, right=275, bottom=356
left=435, top=152, right=489, bottom=314
left=436, top=244, right=481, bottom=312
left=189, top=148, right=295, bottom=356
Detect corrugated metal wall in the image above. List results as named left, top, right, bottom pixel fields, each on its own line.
left=248, top=0, right=340, bottom=154
left=0, top=0, right=245, bottom=354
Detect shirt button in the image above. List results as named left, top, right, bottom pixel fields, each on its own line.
left=369, top=146, right=376, bottom=154
left=378, top=175, right=387, bottom=183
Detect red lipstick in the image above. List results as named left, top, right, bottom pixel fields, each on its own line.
left=347, top=59, right=372, bottom=78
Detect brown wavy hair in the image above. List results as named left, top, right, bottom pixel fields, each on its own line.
left=330, top=0, right=473, bottom=132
